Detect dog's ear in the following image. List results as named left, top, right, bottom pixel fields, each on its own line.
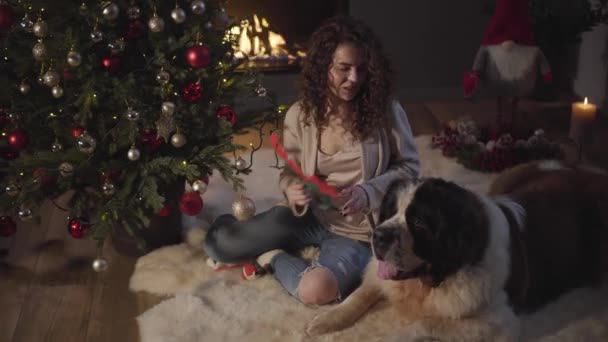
left=379, top=179, right=416, bottom=224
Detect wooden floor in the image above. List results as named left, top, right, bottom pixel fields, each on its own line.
left=1, top=99, right=606, bottom=342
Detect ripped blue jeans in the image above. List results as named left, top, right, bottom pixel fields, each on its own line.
left=203, top=206, right=372, bottom=300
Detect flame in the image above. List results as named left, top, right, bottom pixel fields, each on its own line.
left=229, top=14, right=304, bottom=61
left=584, top=97, right=588, bottom=105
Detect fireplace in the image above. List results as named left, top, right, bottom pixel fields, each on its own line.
left=226, top=0, right=349, bottom=72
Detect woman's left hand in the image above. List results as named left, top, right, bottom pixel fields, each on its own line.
left=340, top=185, right=369, bottom=216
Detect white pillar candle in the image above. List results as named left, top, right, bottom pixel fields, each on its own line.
left=569, top=97, right=597, bottom=145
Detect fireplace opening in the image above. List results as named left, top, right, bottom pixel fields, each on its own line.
left=226, top=0, right=349, bottom=72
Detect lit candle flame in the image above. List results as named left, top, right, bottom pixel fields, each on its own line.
left=584, top=97, right=588, bottom=105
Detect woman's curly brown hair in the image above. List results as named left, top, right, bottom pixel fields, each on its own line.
left=300, top=15, right=394, bottom=140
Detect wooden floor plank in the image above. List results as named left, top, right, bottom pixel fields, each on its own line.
left=10, top=193, right=97, bottom=342
left=0, top=200, right=55, bottom=342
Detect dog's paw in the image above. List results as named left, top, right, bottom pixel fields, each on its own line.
left=305, top=312, right=339, bottom=336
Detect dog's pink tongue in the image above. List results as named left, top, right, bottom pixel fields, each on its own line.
left=377, top=260, right=399, bottom=280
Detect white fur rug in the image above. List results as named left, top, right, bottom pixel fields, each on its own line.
left=131, top=136, right=608, bottom=342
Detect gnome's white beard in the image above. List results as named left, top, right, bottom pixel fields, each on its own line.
left=487, top=42, right=538, bottom=81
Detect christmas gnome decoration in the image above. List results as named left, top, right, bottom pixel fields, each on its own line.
left=463, top=0, right=552, bottom=125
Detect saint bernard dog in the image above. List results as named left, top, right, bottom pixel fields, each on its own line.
left=306, top=160, right=608, bottom=341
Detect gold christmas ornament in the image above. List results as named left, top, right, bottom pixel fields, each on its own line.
left=59, top=162, right=74, bottom=177
left=42, top=69, right=60, bottom=87
left=191, top=0, right=206, bottom=15
left=192, top=179, right=208, bottom=194
left=170, top=132, right=187, bottom=148
left=148, top=15, right=165, bottom=33
left=90, top=30, right=103, bottom=43
left=19, top=81, right=31, bottom=94
left=101, top=2, right=120, bottom=21
left=5, top=183, right=20, bottom=197
left=232, top=195, right=256, bottom=221
left=51, top=140, right=63, bottom=152
left=18, top=206, right=33, bottom=221
left=127, top=146, right=140, bottom=161
left=161, top=101, right=176, bottom=115
left=101, top=181, right=115, bottom=196
left=51, top=85, right=64, bottom=98
left=67, top=50, right=82, bottom=67
left=32, top=42, right=47, bottom=61
left=92, top=257, right=109, bottom=272
left=32, top=20, right=48, bottom=38
left=171, top=7, right=186, bottom=23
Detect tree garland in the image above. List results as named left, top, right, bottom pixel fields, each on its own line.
left=431, top=118, right=564, bottom=173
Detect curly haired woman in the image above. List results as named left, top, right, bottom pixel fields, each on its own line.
left=203, top=15, right=420, bottom=305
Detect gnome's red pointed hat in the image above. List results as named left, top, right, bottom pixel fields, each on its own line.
left=481, top=0, right=535, bottom=45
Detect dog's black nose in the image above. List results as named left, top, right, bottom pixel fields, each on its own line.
left=373, top=227, right=398, bottom=253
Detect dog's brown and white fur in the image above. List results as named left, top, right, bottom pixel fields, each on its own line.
left=306, top=160, right=608, bottom=341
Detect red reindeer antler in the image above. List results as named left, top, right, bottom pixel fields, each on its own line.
left=270, top=133, right=338, bottom=198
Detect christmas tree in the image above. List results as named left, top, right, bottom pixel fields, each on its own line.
left=0, top=1, right=265, bottom=249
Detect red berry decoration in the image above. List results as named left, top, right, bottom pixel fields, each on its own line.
left=182, top=82, right=203, bottom=102
left=141, top=130, right=165, bottom=153
left=216, top=105, right=236, bottom=125
left=185, top=45, right=211, bottom=68
left=157, top=203, right=172, bottom=217
left=0, top=216, right=17, bottom=237
left=0, top=4, right=14, bottom=30
left=102, top=55, right=121, bottom=73
left=67, top=217, right=90, bottom=239
left=179, top=191, right=203, bottom=216
left=71, top=126, right=85, bottom=138
left=7, top=129, right=29, bottom=150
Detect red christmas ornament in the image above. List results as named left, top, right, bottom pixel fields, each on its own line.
left=7, top=129, right=29, bottom=150
left=0, top=4, right=14, bottom=30
left=63, top=66, right=72, bottom=81
left=182, top=82, right=203, bottom=102
left=216, top=105, right=236, bottom=125
left=185, top=45, right=211, bottom=68
left=71, top=126, right=85, bottom=138
left=141, top=129, right=165, bottom=153
left=179, top=191, right=203, bottom=216
left=157, top=203, right=172, bottom=217
left=33, top=167, right=56, bottom=187
left=102, top=55, right=121, bottom=73
left=125, top=19, right=146, bottom=40
left=0, top=216, right=16, bottom=237
left=67, top=217, right=90, bottom=239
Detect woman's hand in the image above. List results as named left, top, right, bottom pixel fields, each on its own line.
left=286, top=182, right=312, bottom=207
left=340, top=185, right=369, bottom=215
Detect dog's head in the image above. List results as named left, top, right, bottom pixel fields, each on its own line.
left=373, top=178, right=489, bottom=286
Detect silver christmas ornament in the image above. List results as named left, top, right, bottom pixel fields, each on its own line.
left=191, top=1, right=206, bottom=15
left=92, top=257, right=109, bottom=272
left=108, top=38, right=125, bottom=54
left=42, top=70, right=60, bottom=87
left=51, top=140, right=63, bottom=152
left=32, top=20, right=48, bottom=38
left=18, top=206, right=33, bottom=221
left=171, top=7, right=186, bottom=23
left=20, top=14, right=34, bottom=32
left=51, top=85, right=64, bottom=98
left=232, top=195, right=256, bottom=221
left=256, top=86, right=267, bottom=97
left=127, top=6, right=141, bottom=19
left=32, top=42, right=47, bottom=61
left=161, top=102, right=175, bottom=115
left=156, top=69, right=170, bottom=83
left=19, top=82, right=31, bottom=94
left=235, top=157, right=248, bottom=171
left=59, top=162, right=74, bottom=177
left=5, top=183, right=20, bottom=197
left=90, top=30, right=104, bottom=43
left=204, top=21, right=212, bottom=30
left=77, top=132, right=97, bottom=154
left=192, top=180, right=208, bottom=194
left=125, top=108, right=140, bottom=121
left=127, top=146, right=140, bottom=161
left=170, top=132, right=187, bottom=148
left=148, top=15, right=165, bottom=33
left=102, top=181, right=115, bottom=196
left=102, top=2, right=120, bottom=21
left=67, top=50, right=82, bottom=67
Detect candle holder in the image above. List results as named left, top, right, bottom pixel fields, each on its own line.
left=568, top=97, right=597, bottom=163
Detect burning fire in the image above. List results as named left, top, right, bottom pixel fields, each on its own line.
left=229, top=14, right=305, bottom=65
